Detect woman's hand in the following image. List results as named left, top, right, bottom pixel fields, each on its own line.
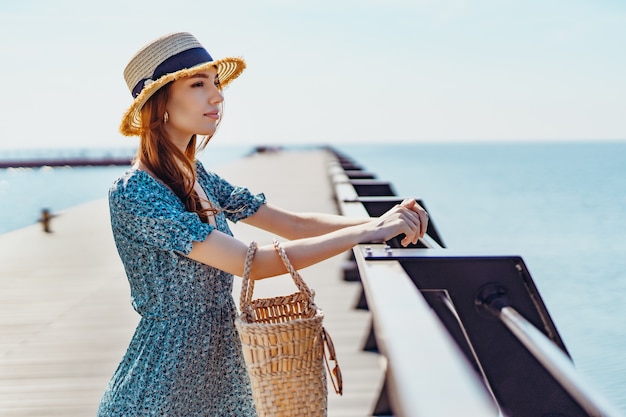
left=365, top=199, right=429, bottom=246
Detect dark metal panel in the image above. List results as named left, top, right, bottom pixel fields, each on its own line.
left=383, top=253, right=587, bottom=417
left=349, top=180, right=396, bottom=196
left=344, top=170, right=377, bottom=180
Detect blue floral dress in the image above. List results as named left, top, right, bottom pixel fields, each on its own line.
left=97, top=161, right=265, bottom=417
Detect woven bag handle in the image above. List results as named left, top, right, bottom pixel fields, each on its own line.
left=272, top=238, right=316, bottom=305
left=239, top=241, right=258, bottom=319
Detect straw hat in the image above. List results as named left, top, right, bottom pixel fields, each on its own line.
left=120, top=32, right=246, bottom=136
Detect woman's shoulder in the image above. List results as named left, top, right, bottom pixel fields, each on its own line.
left=110, top=168, right=146, bottom=192
left=109, top=168, right=169, bottom=203
left=195, top=160, right=224, bottom=184
left=194, top=159, right=212, bottom=177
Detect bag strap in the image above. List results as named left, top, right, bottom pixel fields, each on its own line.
left=272, top=238, right=315, bottom=305
left=322, top=327, right=343, bottom=395
left=239, top=241, right=258, bottom=319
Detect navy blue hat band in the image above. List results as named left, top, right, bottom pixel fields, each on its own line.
left=131, top=47, right=214, bottom=98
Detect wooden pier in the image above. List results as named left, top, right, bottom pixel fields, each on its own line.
left=0, top=149, right=383, bottom=416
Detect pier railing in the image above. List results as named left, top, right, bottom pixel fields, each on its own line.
left=327, top=148, right=624, bottom=417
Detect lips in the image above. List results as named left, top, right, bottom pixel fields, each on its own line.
left=204, top=111, right=220, bottom=120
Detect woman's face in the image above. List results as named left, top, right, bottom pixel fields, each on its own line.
left=164, top=67, right=224, bottom=146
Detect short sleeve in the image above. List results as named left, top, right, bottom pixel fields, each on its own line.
left=197, top=162, right=266, bottom=223
left=222, top=187, right=266, bottom=223
left=109, top=172, right=215, bottom=255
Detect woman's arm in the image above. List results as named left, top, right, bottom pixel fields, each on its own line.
left=186, top=199, right=428, bottom=280
left=240, top=203, right=370, bottom=240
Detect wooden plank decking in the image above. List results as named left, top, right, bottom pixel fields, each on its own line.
left=0, top=149, right=384, bottom=416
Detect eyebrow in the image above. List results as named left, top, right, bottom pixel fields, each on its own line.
left=187, top=73, right=216, bottom=80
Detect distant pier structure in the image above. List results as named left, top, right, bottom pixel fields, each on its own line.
left=0, top=148, right=135, bottom=169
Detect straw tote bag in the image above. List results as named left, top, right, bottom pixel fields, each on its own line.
left=235, top=239, right=342, bottom=417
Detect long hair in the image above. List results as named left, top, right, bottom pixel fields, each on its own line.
left=136, top=83, right=216, bottom=223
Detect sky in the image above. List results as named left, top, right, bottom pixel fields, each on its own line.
left=0, top=0, right=625, bottom=151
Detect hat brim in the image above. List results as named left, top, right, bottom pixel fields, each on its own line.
left=119, top=57, right=245, bottom=137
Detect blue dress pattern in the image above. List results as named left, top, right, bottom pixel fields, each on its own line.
left=97, top=161, right=265, bottom=417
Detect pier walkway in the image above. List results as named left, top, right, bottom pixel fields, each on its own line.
left=0, top=149, right=383, bottom=417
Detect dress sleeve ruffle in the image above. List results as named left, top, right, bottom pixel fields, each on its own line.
left=197, top=162, right=266, bottom=223
left=222, top=188, right=266, bottom=223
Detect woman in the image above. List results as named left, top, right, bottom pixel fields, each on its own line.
left=97, top=32, right=428, bottom=416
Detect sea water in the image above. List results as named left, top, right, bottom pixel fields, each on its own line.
left=1, top=141, right=625, bottom=410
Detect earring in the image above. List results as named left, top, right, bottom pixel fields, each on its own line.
left=163, top=111, right=169, bottom=124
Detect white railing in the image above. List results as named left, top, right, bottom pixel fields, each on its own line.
left=353, top=244, right=499, bottom=416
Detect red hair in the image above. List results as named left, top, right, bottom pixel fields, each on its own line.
left=136, top=83, right=215, bottom=223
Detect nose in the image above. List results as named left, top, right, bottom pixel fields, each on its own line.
left=210, top=85, right=224, bottom=105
